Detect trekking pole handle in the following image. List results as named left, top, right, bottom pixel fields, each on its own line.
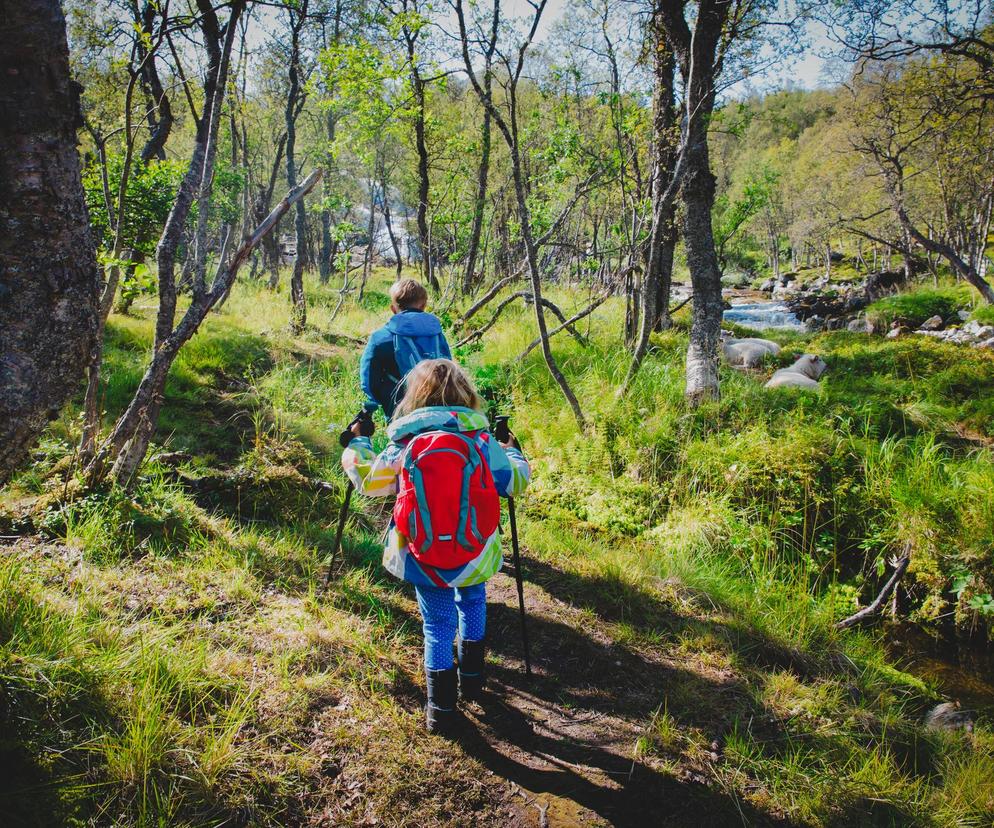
left=339, top=410, right=375, bottom=449
left=493, top=414, right=520, bottom=449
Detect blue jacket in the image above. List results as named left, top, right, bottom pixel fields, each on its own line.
left=360, top=310, right=451, bottom=418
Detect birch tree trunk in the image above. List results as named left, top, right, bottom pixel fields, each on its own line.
left=646, top=10, right=677, bottom=332
left=655, top=0, right=731, bottom=405
left=87, top=0, right=245, bottom=486
left=463, top=1, right=500, bottom=295
left=286, top=0, right=309, bottom=333
left=464, top=102, right=492, bottom=293
left=320, top=109, right=336, bottom=284
left=455, top=0, right=586, bottom=428
left=682, top=132, right=724, bottom=405
left=379, top=161, right=403, bottom=277
left=411, top=65, right=437, bottom=290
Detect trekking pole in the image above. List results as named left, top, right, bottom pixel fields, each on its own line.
left=325, top=411, right=374, bottom=587
left=494, top=415, right=532, bottom=678
left=324, top=481, right=353, bottom=587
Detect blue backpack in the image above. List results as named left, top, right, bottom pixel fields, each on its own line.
left=393, top=330, right=446, bottom=378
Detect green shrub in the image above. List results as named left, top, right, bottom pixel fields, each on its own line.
left=866, top=287, right=970, bottom=329
left=38, top=475, right=204, bottom=562
left=971, top=304, right=994, bottom=325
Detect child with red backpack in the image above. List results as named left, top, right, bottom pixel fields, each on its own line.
left=342, top=359, right=530, bottom=734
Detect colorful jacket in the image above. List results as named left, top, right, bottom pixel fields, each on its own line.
left=359, top=310, right=452, bottom=418
left=342, top=406, right=531, bottom=587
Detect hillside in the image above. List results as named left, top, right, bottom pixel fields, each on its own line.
left=3, top=273, right=994, bottom=827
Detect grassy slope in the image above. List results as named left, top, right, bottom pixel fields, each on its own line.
left=2, top=272, right=994, bottom=826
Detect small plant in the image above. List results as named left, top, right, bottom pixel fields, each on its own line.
left=971, top=304, right=994, bottom=325
left=636, top=702, right=681, bottom=757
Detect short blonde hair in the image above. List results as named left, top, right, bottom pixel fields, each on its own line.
left=389, top=278, right=428, bottom=310
left=394, top=359, right=482, bottom=417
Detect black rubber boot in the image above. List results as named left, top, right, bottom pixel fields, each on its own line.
left=458, top=639, right=486, bottom=702
left=425, top=667, right=458, bottom=735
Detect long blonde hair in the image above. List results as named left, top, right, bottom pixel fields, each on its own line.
left=394, top=359, right=483, bottom=417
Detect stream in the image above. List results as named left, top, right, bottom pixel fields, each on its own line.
left=719, top=289, right=994, bottom=718
left=722, top=299, right=805, bottom=331
left=885, top=625, right=994, bottom=717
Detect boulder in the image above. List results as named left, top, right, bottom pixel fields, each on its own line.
left=919, top=315, right=944, bottom=331
left=848, top=316, right=873, bottom=334
left=957, top=309, right=971, bottom=321
left=863, top=269, right=907, bottom=301
left=966, top=322, right=994, bottom=339
left=925, top=702, right=973, bottom=733
left=759, top=278, right=775, bottom=292
left=721, top=271, right=750, bottom=287
left=787, top=290, right=867, bottom=324
left=885, top=326, right=907, bottom=339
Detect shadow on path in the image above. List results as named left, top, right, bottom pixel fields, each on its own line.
left=449, top=566, right=802, bottom=827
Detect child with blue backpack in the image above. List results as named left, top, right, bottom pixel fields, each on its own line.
left=359, top=278, right=451, bottom=419
left=342, top=359, right=530, bottom=734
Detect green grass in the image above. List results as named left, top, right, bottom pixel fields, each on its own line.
left=3, top=268, right=994, bottom=825
left=972, top=304, right=994, bottom=325
left=866, top=285, right=975, bottom=329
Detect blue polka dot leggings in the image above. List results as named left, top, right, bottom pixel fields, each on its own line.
left=414, top=582, right=487, bottom=670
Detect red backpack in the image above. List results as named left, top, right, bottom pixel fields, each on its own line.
left=394, top=430, right=500, bottom=568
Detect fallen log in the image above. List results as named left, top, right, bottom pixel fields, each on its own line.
left=836, top=554, right=910, bottom=630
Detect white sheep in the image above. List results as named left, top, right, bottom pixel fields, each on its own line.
left=721, top=336, right=781, bottom=369
left=764, top=354, right=827, bottom=389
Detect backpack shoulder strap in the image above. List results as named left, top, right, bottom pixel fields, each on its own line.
left=393, top=333, right=428, bottom=375
left=448, top=431, right=485, bottom=551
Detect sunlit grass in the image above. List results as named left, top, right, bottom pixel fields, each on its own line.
left=3, top=267, right=994, bottom=825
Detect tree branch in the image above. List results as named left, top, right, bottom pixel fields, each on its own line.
left=518, top=292, right=609, bottom=359
left=836, top=554, right=910, bottom=630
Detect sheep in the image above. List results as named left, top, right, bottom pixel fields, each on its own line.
left=721, top=335, right=781, bottom=369
left=764, top=354, right=827, bottom=389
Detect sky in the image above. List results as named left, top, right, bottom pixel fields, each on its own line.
left=502, top=0, right=837, bottom=94
left=246, top=0, right=841, bottom=99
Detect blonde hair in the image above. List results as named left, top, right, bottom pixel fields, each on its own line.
left=389, top=278, right=428, bottom=310
left=394, top=359, right=483, bottom=417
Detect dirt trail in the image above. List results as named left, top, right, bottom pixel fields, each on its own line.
left=2, top=535, right=800, bottom=826
left=448, top=561, right=796, bottom=828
